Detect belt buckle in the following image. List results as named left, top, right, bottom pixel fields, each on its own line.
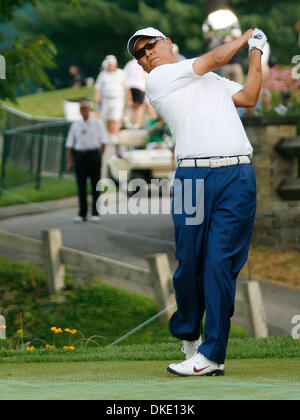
left=209, top=157, right=224, bottom=168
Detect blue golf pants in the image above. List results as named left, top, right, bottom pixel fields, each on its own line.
left=170, top=163, right=256, bottom=364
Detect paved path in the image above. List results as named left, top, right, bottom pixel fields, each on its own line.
left=0, top=195, right=299, bottom=336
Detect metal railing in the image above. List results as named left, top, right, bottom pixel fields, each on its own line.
left=0, top=121, right=71, bottom=191
left=1, top=104, right=66, bottom=130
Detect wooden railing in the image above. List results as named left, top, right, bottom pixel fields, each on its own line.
left=0, top=228, right=268, bottom=338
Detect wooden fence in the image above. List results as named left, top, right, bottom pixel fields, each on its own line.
left=0, top=228, right=268, bottom=338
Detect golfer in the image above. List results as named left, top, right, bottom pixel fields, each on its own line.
left=127, top=27, right=267, bottom=376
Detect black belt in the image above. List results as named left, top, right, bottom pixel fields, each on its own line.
left=74, top=148, right=99, bottom=154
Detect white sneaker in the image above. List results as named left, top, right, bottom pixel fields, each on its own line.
left=73, top=216, right=85, bottom=223
left=167, top=352, right=225, bottom=377
left=89, top=215, right=101, bottom=223
left=181, top=337, right=202, bottom=360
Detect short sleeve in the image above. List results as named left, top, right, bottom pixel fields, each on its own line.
left=219, top=76, right=243, bottom=97
left=65, top=123, right=76, bottom=148
left=94, top=72, right=103, bottom=90
left=97, top=120, right=108, bottom=144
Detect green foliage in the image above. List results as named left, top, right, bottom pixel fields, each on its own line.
left=13, top=0, right=138, bottom=85
left=236, top=1, right=300, bottom=65
left=0, top=257, right=172, bottom=345
left=0, top=257, right=247, bottom=349
left=0, top=1, right=36, bottom=23
left=11, top=0, right=300, bottom=91
left=0, top=257, right=48, bottom=336
left=0, top=34, right=57, bottom=102
left=1, top=0, right=300, bottom=96
left=0, top=0, right=80, bottom=101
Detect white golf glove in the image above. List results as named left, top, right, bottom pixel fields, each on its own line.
left=248, top=28, right=267, bottom=54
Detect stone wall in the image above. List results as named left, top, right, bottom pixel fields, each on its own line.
left=244, top=116, right=300, bottom=251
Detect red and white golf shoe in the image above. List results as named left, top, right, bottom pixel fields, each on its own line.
left=167, top=352, right=225, bottom=377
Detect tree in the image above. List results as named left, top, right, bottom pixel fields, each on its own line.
left=9, top=0, right=300, bottom=92
left=13, top=0, right=138, bottom=88
left=230, top=0, right=300, bottom=65
left=0, top=0, right=79, bottom=101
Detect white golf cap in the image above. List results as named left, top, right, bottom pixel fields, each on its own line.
left=105, top=55, right=117, bottom=65
left=127, top=27, right=166, bottom=56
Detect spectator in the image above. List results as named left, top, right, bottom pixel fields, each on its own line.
left=123, top=58, right=147, bottom=128
left=172, top=44, right=186, bottom=62
left=94, top=55, right=133, bottom=177
left=260, top=88, right=272, bottom=112
left=269, top=55, right=278, bottom=68
left=146, top=115, right=172, bottom=149
left=94, top=59, right=107, bottom=118
left=69, top=65, right=86, bottom=88
left=222, top=35, right=244, bottom=84
left=94, top=55, right=133, bottom=142
left=274, top=91, right=291, bottom=115
left=66, top=100, right=108, bottom=222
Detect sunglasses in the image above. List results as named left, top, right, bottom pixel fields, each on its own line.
left=134, top=37, right=164, bottom=60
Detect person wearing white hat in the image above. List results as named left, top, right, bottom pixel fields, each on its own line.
left=127, top=27, right=267, bottom=376
left=94, top=54, right=133, bottom=177
left=94, top=55, right=132, bottom=137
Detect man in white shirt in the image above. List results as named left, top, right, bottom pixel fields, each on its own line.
left=127, top=27, right=267, bottom=376
left=66, top=100, right=108, bottom=222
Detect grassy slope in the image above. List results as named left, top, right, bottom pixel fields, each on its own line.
left=2, top=86, right=94, bottom=118
left=0, top=177, right=78, bottom=206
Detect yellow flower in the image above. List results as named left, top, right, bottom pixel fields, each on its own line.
left=46, top=344, right=56, bottom=349
left=50, top=326, right=63, bottom=334
left=65, top=328, right=78, bottom=335
left=63, top=345, right=75, bottom=350
left=17, top=329, right=23, bottom=334
left=26, top=346, right=35, bottom=351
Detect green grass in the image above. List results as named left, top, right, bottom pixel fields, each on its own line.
left=0, top=359, right=299, bottom=400
left=0, top=336, right=299, bottom=364
left=0, top=176, right=78, bottom=206
left=0, top=160, right=37, bottom=189
left=2, top=86, right=94, bottom=118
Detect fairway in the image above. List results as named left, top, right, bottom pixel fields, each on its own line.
left=0, top=359, right=299, bottom=400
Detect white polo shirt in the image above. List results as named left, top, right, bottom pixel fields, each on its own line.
left=94, top=69, right=128, bottom=99
left=66, top=117, right=108, bottom=151
left=145, top=58, right=253, bottom=161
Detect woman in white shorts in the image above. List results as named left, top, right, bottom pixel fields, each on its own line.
left=95, top=55, right=133, bottom=177
left=94, top=55, right=133, bottom=144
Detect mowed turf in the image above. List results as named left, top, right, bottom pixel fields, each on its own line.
left=0, top=359, right=299, bottom=400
